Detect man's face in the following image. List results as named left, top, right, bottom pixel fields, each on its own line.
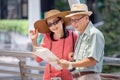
left=70, top=14, right=86, bottom=32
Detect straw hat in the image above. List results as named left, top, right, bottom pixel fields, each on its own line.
left=66, top=4, right=92, bottom=18
left=34, top=10, right=70, bottom=33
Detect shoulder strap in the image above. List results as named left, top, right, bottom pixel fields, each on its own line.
left=72, top=31, right=74, bottom=51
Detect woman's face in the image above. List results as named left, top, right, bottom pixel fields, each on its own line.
left=47, top=17, right=63, bottom=33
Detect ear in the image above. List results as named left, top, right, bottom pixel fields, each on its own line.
left=85, top=16, right=89, bottom=23
left=85, top=15, right=88, bottom=19
left=84, top=16, right=89, bottom=22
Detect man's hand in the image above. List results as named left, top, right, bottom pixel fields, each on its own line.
left=58, top=59, right=70, bottom=69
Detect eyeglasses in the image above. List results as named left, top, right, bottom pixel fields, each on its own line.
left=47, top=17, right=61, bottom=27
left=70, top=16, right=85, bottom=24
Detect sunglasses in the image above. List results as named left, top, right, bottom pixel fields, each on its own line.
left=47, top=17, right=61, bottom=27
left=70, top=16, right=85, bottom=24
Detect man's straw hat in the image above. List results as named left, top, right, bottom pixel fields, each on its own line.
left=34, top=10, right=70, bottom=33
left=66, top=4, right=92, bottom=18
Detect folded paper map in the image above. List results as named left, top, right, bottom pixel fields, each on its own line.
left=34, top=47, right=62, bottom=70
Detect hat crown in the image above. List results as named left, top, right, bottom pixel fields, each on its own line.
left=45, top=10, right=60, bottom=19
left=71, top=4, right=88, bottom=12
left=65, top=4, right=92, bottom=18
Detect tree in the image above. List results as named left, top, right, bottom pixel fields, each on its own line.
left=98, top=0, right=120, bottom=73
left=55, top=0, right=69, bottom=11
left=99, top=0, right=120, bottom=56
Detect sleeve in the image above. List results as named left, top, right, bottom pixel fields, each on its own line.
left=40, top=34, right=50, bottom=48
left=35, top=56, right=43, bottom=63
left=35, top=34, right=50, bottom=63
left=87, top=32, right=105, bottom=62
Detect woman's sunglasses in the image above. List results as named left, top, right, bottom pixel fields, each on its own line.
left=47, top=17, right=61, bottom=27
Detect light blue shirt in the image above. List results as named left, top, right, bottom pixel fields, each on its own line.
left=74, top=21, right=105, bottom=73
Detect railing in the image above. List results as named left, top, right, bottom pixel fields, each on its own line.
left=0, top=50, right=120, bottom=80
left=0, top=50, right=45, bottom=80
left=100, top=57, right=120, bottom=80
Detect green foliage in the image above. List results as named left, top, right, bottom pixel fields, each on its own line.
left=98, top=0, right=120, bottom=73
left=55, top=0, right=70, bottom=11
left=99, top=0, right=120, bottom=56
left=103, top=65, right=120, bottom=73
left=0, top=20, right=28, bottom=35
left=96, top=0, right=105, bottom=12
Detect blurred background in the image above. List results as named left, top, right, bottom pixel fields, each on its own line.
left=0, top=0, right=120, bottom=80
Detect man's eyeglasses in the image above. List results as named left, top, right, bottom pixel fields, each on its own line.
left=47, top=17, right=61, bottom=27
left=70, top=16, right=85, bottom=24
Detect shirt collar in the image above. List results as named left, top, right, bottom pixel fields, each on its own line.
left=83, top=21, right=93, bottom=35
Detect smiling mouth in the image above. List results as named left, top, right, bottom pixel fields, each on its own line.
left=53, top=27, right=58, bottom=31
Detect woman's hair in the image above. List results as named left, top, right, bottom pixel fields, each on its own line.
left=46, top=17, right=69, bottom=41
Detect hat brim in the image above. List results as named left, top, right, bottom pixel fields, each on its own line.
left=34, top=11, right=70, bottom=33
left=65, top=11, right=92, bottom=18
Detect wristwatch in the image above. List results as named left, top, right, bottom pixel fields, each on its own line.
left=68, top=62, right=73, bottom=70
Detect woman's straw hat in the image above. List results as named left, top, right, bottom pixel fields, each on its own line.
left=34, top=10, right=70, bottom=33
left=66, top=4, right=92, bottom=18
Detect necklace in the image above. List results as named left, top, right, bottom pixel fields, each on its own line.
left=49, top=38, right=65, bottom=78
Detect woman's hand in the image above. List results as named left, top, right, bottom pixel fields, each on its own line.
left=30, top=29, right=38, bottom=47
left=30, top=29, right=38, bottom=41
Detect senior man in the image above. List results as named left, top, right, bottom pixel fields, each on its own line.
left=58, top=4, right=105, bottom=80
